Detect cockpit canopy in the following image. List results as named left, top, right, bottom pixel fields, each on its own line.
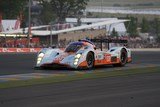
left=65, top=40, right=95, bottom=53
left=65, top=42, right=83, bottom=52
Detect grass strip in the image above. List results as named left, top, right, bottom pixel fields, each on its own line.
left=0, top=66, right=160, bottom=89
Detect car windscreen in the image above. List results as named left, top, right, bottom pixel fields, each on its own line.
left=65, top=42, right=83, bottom=52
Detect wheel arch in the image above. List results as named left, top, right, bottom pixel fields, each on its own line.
left=88, top=51, right=95, bottom=59
left=121, top=47, right=128, bottom=54
left=113, top=47, right=128, bottom=67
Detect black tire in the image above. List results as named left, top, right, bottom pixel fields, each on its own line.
left=34, top=66, right=42, bottom=70
left=86, top=52, right=94, bottom=69
left=114, top=48, right=127, bottom=67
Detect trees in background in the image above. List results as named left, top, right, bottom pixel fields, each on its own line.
left=0, top=0, right=89, bottom=25
left=36, top=0, right=56, bottom=24
left=152, top=18, right=160, bottom=42
left=125, top=16, right=160, bottom=43
left=141, top=17, right=149, bottom=33
left=0, top=0, right=28, bottom=29
left=111, top=28, right=118, bottom=37
left=38, top=0, right=89, bottom=24
left=0, top=0, right=28, bottom=19
left=0, top=0, right=159, bottom=39
left=51, top=0, right=89, bottom=23
left=125, top=16, right=138, bottom=37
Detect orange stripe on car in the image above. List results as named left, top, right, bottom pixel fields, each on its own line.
left=79, top=61, right=88, bottom=67
left=127, top=57, right=132, bottom=62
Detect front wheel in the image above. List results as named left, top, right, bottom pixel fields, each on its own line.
left=86, top=52, right=94, bottom=69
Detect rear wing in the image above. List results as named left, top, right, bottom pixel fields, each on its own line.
left=90, top=38, right=128, bottom=50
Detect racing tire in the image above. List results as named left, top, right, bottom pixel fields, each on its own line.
left=86, top=52, right=94, bottom=69
left=34, top=66, right=42, bottom=70
left=113, top=48, right=127, bottom=67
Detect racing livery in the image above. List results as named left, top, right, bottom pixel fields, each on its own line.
left=35, top=39, right=131, bottom=69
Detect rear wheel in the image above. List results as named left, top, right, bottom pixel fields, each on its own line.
left=114, top=48, right=127, bottom=67
left=86, top=52, right=94, bottom=69
left=34, top=66, right=44, bottom=70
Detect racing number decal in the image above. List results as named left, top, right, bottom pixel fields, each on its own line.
left=105, top=54, right=111, bottom=62
left=97, top=54, right=104, bottom=60
left=96, top=54, right=104, bottom=63
left=96, top=53, right=111, bottom=64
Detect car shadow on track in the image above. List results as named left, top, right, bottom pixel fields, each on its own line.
left=33, top=65, right=119, bottom=73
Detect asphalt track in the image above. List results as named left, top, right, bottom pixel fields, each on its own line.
left=0, top=72, right=160, bottom=107
left=0, top=51, right=160, bottom=75
left=0, top=51, right=160, bottom=107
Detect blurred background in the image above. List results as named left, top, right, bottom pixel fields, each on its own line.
left=0, top=0, right=160, bottom=48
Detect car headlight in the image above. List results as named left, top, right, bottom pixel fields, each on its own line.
left=74, top=61, right=78, bottom=66
left=74, top=58, right=79, bottom=62
left=38, top=53, right=45, bottom=58
left=75, top=54, right=81, bottom=59
left=74, top=54, right=82, bottom=66
left=37, top=52, right=45, bottom=64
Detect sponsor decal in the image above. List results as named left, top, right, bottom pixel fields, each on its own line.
left=0, top=48, right=2, bottom=52
left=97, top=54, right=104, bottom=60
left=0, top=48, right=41, bottom=53
left=105, top=55, right=111, bottom=62
left=2, top=48, right=16, bottom=52
left=17, top=48, right=26, bottom=52
left=2, top=48, right=8, bottom=52
left=30, top=48, right=36, bottom=52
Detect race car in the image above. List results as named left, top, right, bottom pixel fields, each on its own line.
left=35, top=39, right=131, bottom=69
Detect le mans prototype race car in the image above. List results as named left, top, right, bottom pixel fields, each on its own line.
left=35, top=39, right=131, bottom=69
